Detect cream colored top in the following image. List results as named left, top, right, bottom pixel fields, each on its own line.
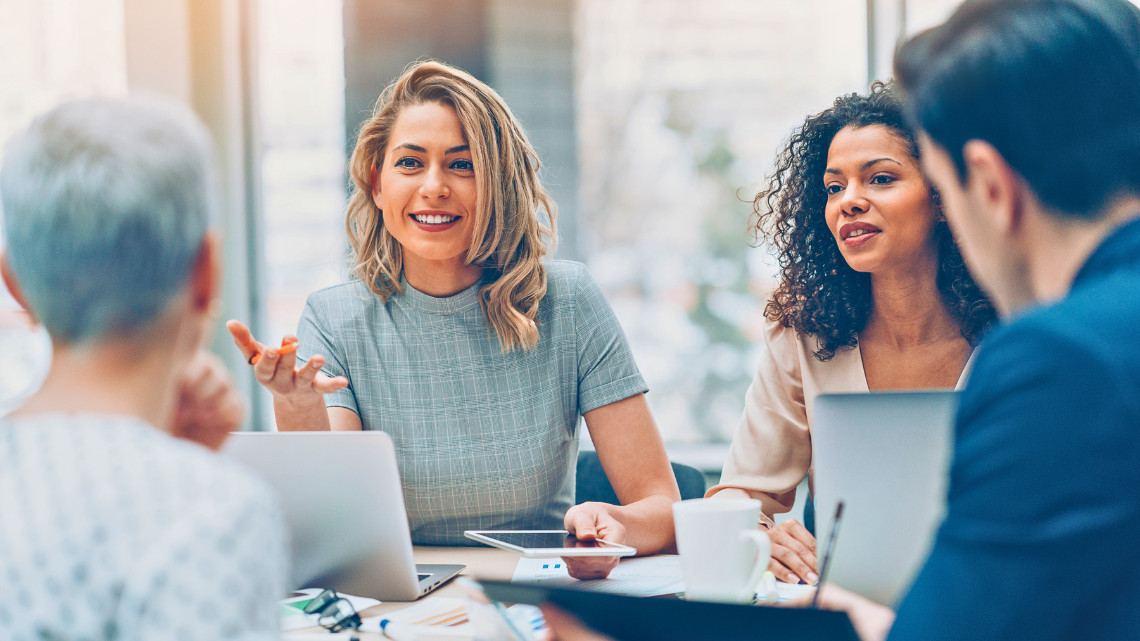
left=706, top=318, right=972, bottom=527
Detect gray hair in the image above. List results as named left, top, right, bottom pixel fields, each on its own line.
left=1, top=96, right=216, bottom=343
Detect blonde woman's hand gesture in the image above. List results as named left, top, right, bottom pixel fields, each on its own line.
left=225, top=319, right=352, bottom=431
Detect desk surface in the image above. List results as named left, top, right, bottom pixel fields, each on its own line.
left=285, top=545, right=519, bottom=639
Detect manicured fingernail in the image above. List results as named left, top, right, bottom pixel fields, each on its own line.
left=807, top=572, right=819, bottom=584
left=311, top=361, right=321, bottom=369
left=788, top=573, right=797, bottom=583
left=267, top=349, right=277, bottom=358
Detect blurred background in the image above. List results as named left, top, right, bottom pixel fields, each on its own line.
left=0, top=0, right=969, bottom=473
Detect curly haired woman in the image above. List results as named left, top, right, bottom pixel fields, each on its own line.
left=226, top=61, right=680, bottom=578
left=705, top=82, right=995, bottom=585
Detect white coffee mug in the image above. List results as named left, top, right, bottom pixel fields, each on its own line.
left=673, top=497, right=771, bottom=603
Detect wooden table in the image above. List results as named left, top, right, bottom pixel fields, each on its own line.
left=284, top=545, right=520, bottom=639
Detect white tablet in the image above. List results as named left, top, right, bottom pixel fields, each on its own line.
left=464, top=530, right=637, bottom=557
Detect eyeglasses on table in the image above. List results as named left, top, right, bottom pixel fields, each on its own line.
left=302, top=588, right=362, bottom=633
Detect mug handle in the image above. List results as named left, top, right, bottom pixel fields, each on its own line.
left=738, top=529, right=772, bottom=602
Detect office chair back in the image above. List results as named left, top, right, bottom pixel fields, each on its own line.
left=575, top=450, right=706, bottom=504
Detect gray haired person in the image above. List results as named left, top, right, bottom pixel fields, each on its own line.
left=0, top=97, right=288, bottom=640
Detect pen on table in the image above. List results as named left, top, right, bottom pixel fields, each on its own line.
left=491, top=600, right=530, bottom=641
left=811, top=500, right=845, bottom=609
left=455, top=577, right=530, bottom=641
left=379, top=617, right=420, bottom=641
left=248, top=338, right=298, bottom=365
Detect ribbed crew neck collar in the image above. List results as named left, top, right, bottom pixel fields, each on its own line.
left=397, top=272, right=491, bottom=314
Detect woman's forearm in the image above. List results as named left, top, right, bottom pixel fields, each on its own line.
left=604, top=493, right=679, bottom=554
left=272, top=394, right=331, bottom=431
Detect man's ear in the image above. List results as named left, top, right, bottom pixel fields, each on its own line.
left=188, top=231, right=221, bottom=315
left=962, top=139, right=1025, bottom=236
left=0, top=252, right=37, bottom=322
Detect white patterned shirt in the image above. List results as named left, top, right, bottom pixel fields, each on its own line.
left=0, top=414, right=288, bottom=641
left=298, top=260, right=648, bottom=545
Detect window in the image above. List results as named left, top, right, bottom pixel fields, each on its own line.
left=3, top=0, right=1004, bottom=449
left=0, top=0, right=127, bottom=413
left=574, top=0, right=866, bottom=443
left=257, top=0, right=348, bottom=343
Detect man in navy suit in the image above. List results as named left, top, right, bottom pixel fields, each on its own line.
left=815, top=1, right=1140, bottom=639
left=545, top=1, right=1140, bottom=639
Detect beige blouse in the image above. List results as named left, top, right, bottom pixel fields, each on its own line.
left=706, top=317, right=972, bottom=527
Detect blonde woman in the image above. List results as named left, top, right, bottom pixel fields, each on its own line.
left=228, top=61, right=679, bottom=576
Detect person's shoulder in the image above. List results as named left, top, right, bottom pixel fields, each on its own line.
left=1, top=414, right=279, bottom=512
left=759, top=316, right=816, bottom=362
left=986, top=282, right=1138, bottom=369
left=966, top=288, right=1140, bottom=423
left=760, top=315, right=797, bottom=343
left=130, top=422, right=281, bottom=508
left=970, top=311, right=1077, bottom=382
left=540, top=260, right=610, bottom=312
left=166, top=437, right=277, bottom=501
left=138, top=429, right=286, bottom=548
left=0, top=417, right=285, bottom=640
left=542, top=260, right=592, bottom=298
left=302, top=280, right=379, bottom=329
left=305, top=280, right=372, bottom=308
left=1051, top=268, right=1140, bottom=339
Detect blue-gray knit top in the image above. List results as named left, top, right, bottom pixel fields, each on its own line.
left=296, top=260, right=648, bottom=545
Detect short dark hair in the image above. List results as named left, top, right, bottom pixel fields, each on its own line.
left=894, top=0, right=1140, bottom=219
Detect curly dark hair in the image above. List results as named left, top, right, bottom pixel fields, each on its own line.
left=752, top=81, right=996, bottom=361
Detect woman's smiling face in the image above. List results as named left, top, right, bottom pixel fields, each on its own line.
left=372, top=101, right=478, bottom=272
left=823, top=124, right=939, bottom=275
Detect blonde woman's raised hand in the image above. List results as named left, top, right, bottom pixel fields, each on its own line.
left=225, top=319, right=348, bottom=400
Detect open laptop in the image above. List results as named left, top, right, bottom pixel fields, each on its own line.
left=811, top=390, right=958, bottom=606
left=222, top=431, right=464, bottom=600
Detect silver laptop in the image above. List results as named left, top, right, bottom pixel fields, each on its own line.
left=811, top=391, right=957, bottom=606
left=222, top=431, right=464, bottom=600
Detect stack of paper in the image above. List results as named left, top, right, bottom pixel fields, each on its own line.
left=511, top=555, right=820, bottom=603
left=511, top=555, right=686, bottom=597
left=359, top=597, right=471, bottom=638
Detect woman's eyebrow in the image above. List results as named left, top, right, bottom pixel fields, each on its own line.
left=860, top=157, right=903, bottom=171
left=825, top=157, right=903, bottom=176
left=390, top=142, right=470, bottom=155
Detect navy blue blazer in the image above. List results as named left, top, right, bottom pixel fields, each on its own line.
left=890, top=217, right=1140, bottom=640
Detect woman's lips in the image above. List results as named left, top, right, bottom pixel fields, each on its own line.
left=843, top=229, right=880, bottom=247
left=839, top=222, right=882, bottom=248
left=409, top=212, right=461, bottom=232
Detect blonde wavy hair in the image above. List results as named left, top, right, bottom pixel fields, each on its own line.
left=345, top=60, right=558, bottom=352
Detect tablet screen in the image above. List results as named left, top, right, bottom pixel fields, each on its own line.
left=484, top=532, right=604, bottom=549
left=464, top=530, right=637, bottom=556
